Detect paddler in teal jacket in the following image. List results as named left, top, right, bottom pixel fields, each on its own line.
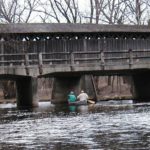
left=68, top=91, right=77, bottom=104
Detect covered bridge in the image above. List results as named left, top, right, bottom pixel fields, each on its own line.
left=0, top=23, right=150, bottom=106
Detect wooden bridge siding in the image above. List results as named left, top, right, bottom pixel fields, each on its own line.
left=0, top=42, right=3, bottom=65
left=32, top=41, right=37, bottom=65
left=3, top=40, right=23, bottom=66
left=44, top=39, right=63, bottom=64
left=104, top=38, right=150, bottom=50
left=104, top=38, right=150, bottom=65
left=86, top=39, right=98, bottom=61
left=0, top=36, right=150, bottom=66
left=130, top=39, right=150, bottom=64
left=67, top=39, right=76, bottom=63
left=105, top=38, right=130, bottom=65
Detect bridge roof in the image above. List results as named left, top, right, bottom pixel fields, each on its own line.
left=0, top=23, right=150, bottom=34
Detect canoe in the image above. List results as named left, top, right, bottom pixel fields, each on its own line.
left=68, top=100, right=95, bottom=105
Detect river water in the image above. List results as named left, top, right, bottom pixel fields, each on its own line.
left=0, top=100, right=150, bottom=150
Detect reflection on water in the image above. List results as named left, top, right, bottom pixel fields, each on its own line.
left=69, top=105, right=76, bottom=112
left=0, top=100, right=150, bottom=149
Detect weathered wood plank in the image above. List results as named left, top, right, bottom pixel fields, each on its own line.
left=0, top=23, right=150, bottom=34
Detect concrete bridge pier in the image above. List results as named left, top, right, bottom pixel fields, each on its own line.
left=51, top=75, right=96, bottom=104
left=16, top=77, right=38, bottom=108
left=132, top=71, right=150, bottom=101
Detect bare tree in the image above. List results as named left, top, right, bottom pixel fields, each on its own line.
left=89, top=0, right=94, bottom=23
left=95, top=0, right=105, bottom=24
left=87, top=0, right=148, bottom=25
left=142, top=0, right=150, bottom=24
left=99, top=0, right=127, bottom=24
left=37, top=0, right=81, bottom=23
left=84, top=0, right=106, bottom=24
left=0, top=0, right=39, bottom=23
left=124, top=0, right=147, bottom=25
left=1, top=0, right=148, bottom=24
left=84, top=0, right=126, bottom=24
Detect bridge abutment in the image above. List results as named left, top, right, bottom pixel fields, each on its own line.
left=16, top=77, right=38, bottom=108
left=51, top=75, right=96, bottom=104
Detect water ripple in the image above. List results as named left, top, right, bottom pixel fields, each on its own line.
left=0, top=101, right=150, bottom=149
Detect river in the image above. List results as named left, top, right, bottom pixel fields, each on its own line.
left=0, top=100, right=150, bottom=150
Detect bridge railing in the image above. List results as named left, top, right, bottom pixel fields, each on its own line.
left=42, top=52, right=70, bottom=64
left=0, top=49, right=150, bottom=70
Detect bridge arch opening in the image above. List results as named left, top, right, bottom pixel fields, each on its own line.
left=0, top=74, right=38, bottom=108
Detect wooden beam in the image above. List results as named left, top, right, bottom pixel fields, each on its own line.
left=0, top=23, right=150, bottom=34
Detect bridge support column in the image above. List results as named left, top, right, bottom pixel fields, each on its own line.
left=132, top=71, right=150, bottom=101
left=16, top=77, right=38, bottom=108
left=51, top=75, right=96, bottom=104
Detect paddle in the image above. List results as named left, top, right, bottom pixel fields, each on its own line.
left=88, top=99, right=95, bottom=104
